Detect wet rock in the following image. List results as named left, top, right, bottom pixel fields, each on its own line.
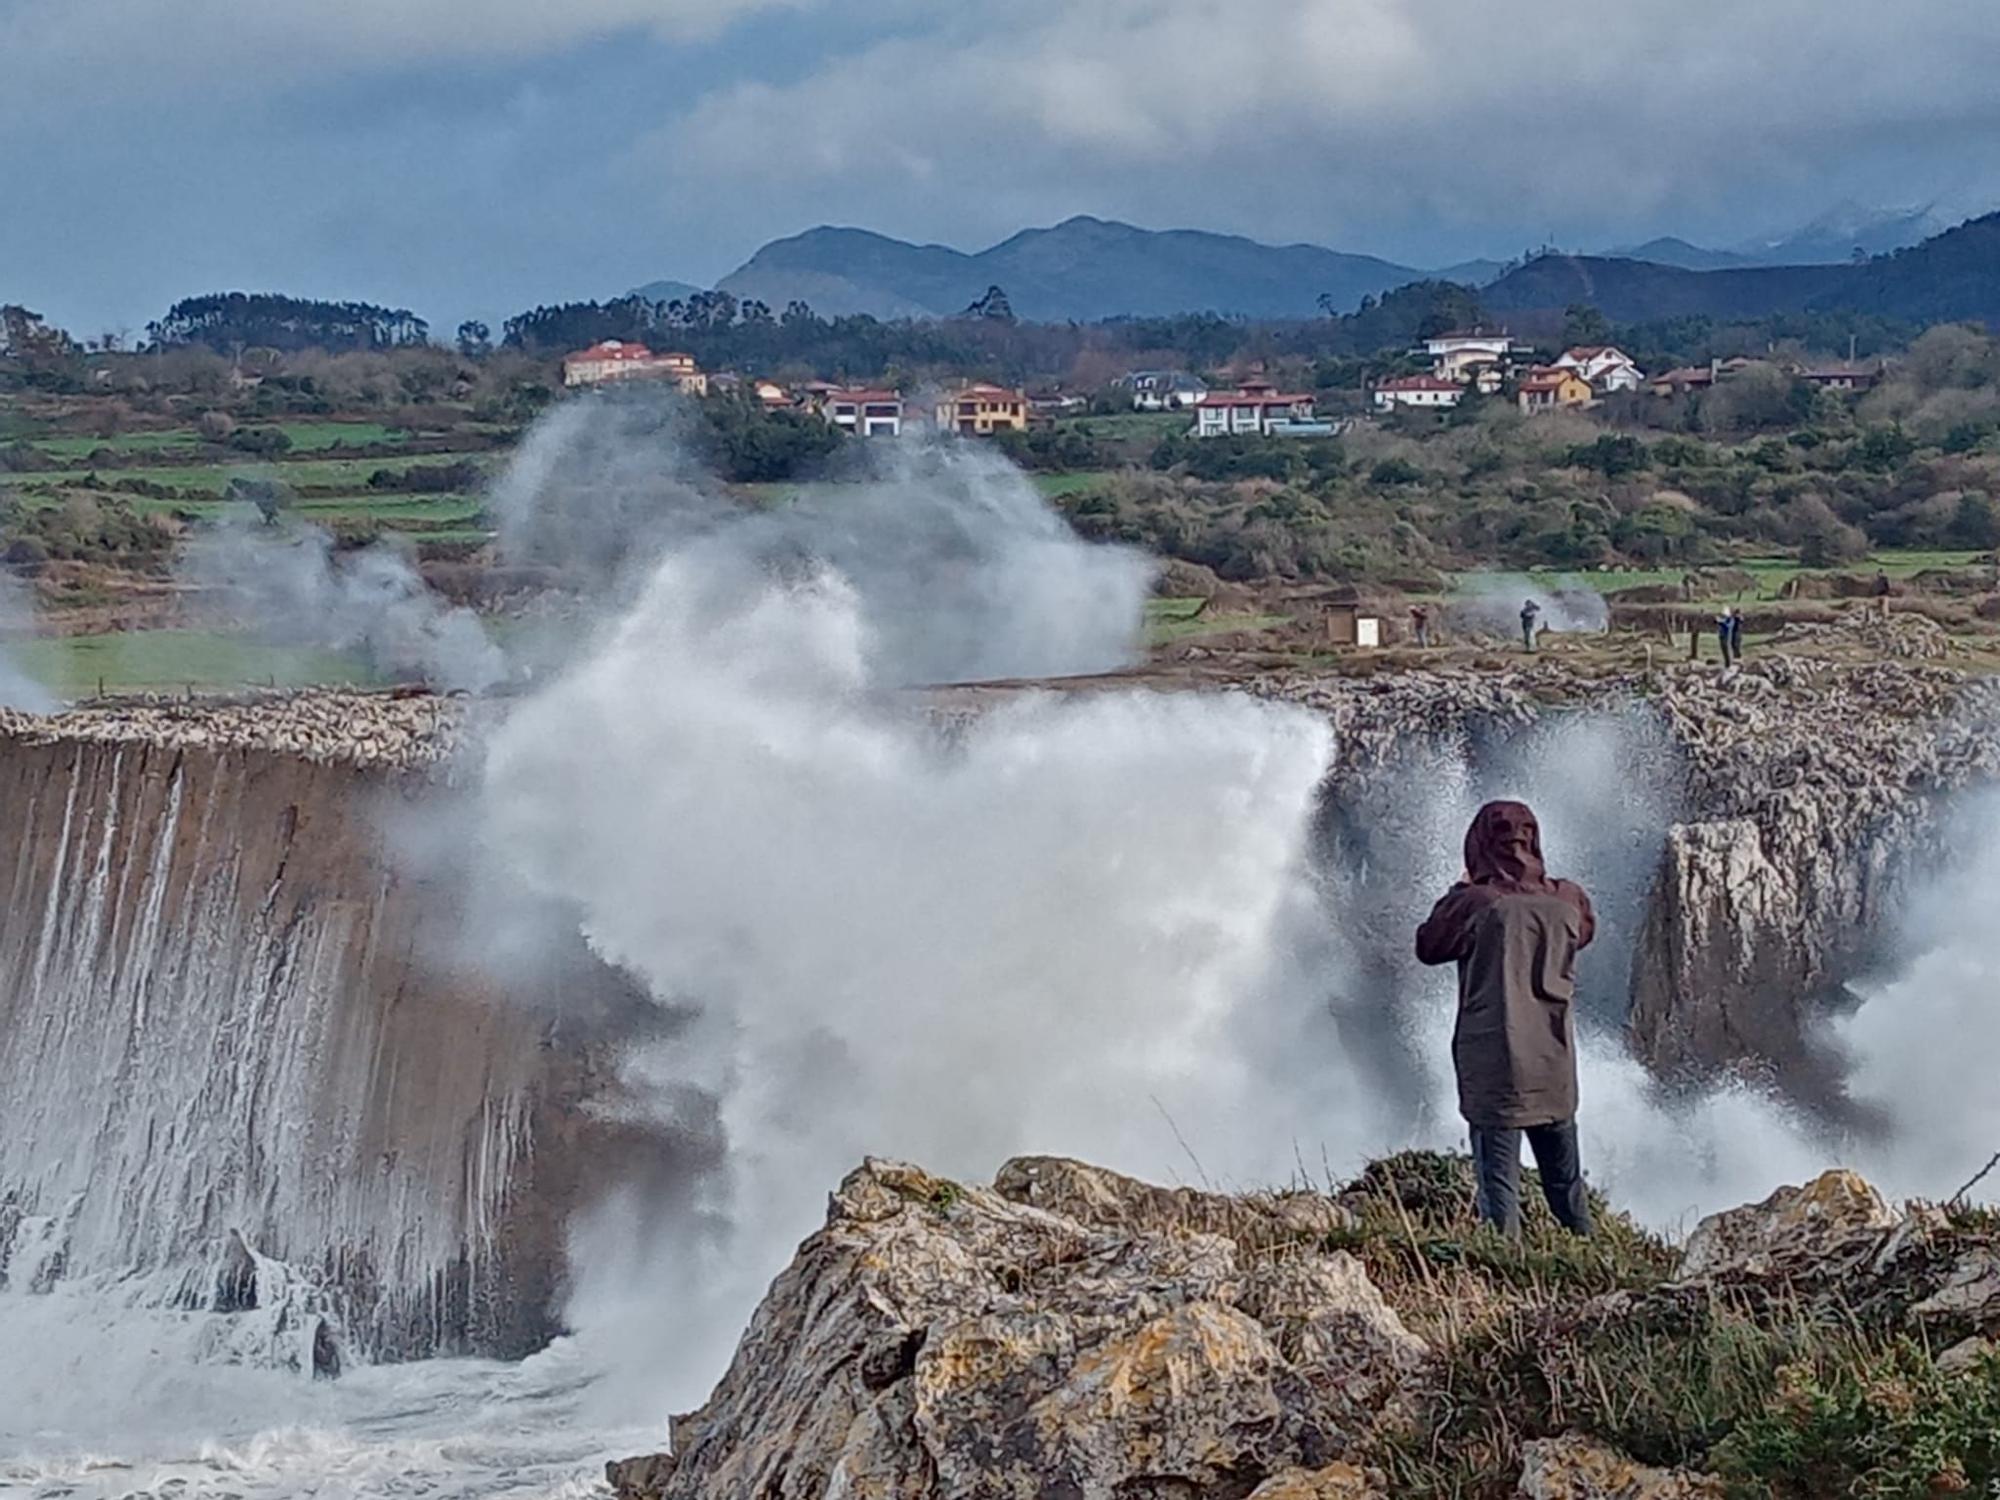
left=1676, top=1170, right=1899, bottom=1281
left=605, top=1452, right=677, bottom=1500
left=213, top=1229, right=258, bottom=1313
left=1518, top=1435, right=1723, bottom=1499
left=644, top=1157, right=1425, bottom=1499
left=1936, top=1335, right=1997, bottom=1377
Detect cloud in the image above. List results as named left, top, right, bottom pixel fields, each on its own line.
left=0, top=0, right=818, bottom=117
left=626, top=0, right=2000, bottom=259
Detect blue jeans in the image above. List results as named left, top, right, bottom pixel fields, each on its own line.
left=1470, top=1120, right=1593, bottom=1236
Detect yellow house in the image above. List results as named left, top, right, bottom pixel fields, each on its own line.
left=935, top=382, right=1029, bottom=434
left=1516, top=366, right=1593, bottom=414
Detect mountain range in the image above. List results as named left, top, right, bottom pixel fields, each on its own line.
left=697, top=216, right=1498, bottom=322
left=630, top=203, right=1995, bottom=327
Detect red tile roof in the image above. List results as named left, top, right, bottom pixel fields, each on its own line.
left=566, top=340, right=654, bottom=363
left=1376, top=375, right=1461, bottom=393
left=1195, top=390, right=1312, bottom=408
left=827, top=389, right=902, bottom=404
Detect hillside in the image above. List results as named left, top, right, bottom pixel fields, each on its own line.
left=715, top=216, right=1451, bottom=320
left=1482, top=213, right=2000, bottom=325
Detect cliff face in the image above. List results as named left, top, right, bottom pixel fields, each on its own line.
left=1258, top=656, right=2000, bottom=1090
left=0, top=694, right=665, bottom=1363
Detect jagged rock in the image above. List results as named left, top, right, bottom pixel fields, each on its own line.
left=1518, top=1435, right=1723, bottom=1499
left=1911, top=1249, right=2000, bottom=1328
left=1245, top=1461, right=1386, bottom=1498
left=628, top=1157, right=1426, bottom=1500
left=994, top=1155, right=1355, bottom=1253
left=1937, top=1335, right=1997, bottom=1377
left=1676, top=1170, right=1899, bottom=1281
left=604, top=1453, right=677, bottom=1500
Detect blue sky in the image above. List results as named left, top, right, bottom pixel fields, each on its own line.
left=4, top=0, right=1997, bottom=338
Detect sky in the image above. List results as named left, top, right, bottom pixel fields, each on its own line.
left=4, top=0, right=1999, bottom=338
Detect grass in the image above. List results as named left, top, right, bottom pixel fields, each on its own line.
left=0, top=454, right=473, bottom=496
left=24, top=422, right=411, bottom=463
left=8, top=630, right=377, bottom=698
left=1145, top=596, right=1290, bottom=643
left=1032, top=471, right=1115, bottom=499
left=1454, top=550, right=1994, bottom=602
left=1057, top=412, right=1188, bottom=442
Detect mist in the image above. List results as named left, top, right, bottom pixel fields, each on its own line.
left=447, top=395, right=1998, bottom=1422
left=0, top=569, right=53, bottom=712
left=1449, top=573, right=1611, bottom=640
left=182, top=511, right=506, bottom=692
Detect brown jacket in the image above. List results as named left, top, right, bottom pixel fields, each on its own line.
left=1414, top=802, right=1595, bottom=1128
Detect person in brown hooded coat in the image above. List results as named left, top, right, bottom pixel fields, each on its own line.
left=1415, top=800, right=1596, bottom=1235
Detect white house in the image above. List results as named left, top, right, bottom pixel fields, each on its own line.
left=1191, top=384, right=1322, bottom=438
left=1372, top=374, right=1463, bottom=411
left=1421, top=330, right=1517, bottom=382
left=1554, top=345, right=1645, bottom=393
left=823, top=388, right=904, bottom=437
left=1123, top=370, right=1209, bottom=410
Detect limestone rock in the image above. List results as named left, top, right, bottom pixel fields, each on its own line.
left=1937, top=1335, right=1997, bottom=1377
left=1246, top=1461, right=1386, bottom=1498
left=1518, top=1435, right=1723, bottom=1499
left=1676, top=1170, right=1899, bottom=1281
left=1911, top=1248, right=2000, bottom=1328
left=633, top=1156, right=1427, bottom=1499
left=604, top=1453, right=676, bottom=1500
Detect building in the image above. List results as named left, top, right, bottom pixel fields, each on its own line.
left=1191, top=383, right=1322, bottom=438
left=1797, top=363, right=1881, bottom=392
left=1122, top=370, right=1209, bottom=410
left=1420, top=330, right=1517, bottom=382
left=1554, top=345, right=1645, bottom=394
left=1516, top=366, right=1594, bottom=413
left=1372, top=374, right=1464, bottom=412
left=824, top=389, right=905, bottom=437
left=1645, top=356, right=1764, bottom=397
left=936, top=383, right=1029, bottom=435
left=752, top=379, right=791, bottom=407
left=561, top=340, right=709, bottom=392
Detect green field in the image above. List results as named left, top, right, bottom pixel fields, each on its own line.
left=9, top=630, right=377, bottom=697
left=1, top=453, right=474, bottom=496
left=1059, top=412, right=1187, bottom=442
left=1455, top=550, right=1994, bottom=601
left=25, top=421, right=409, bottom=462
left=1032, top=471, right=1114, bottom=499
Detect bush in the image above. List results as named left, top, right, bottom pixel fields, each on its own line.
left=228, top=426, right=293, bottom=456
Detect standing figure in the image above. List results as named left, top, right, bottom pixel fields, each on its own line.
left=1410, top=604, right=1434, bottom=648
left=1726, top=608, right=1745, bottom=663
left=1415, top=801, right=1596, bottom=1237
left=1715, top=608, right=1735, bottom=665
left=1519, top=599, right=1541, bottom=653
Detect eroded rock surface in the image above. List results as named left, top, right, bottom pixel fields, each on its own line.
left=1518, top=1435, right=1723, bottom=1499
left=638, top=1157, right=1423, bottom=1499
left=1676, top=1169, right=1900, bottom=1281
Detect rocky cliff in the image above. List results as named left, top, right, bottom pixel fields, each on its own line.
left=1255, top=654, right=2000, bottom=1090
left=609, top=1154, right=2000, bottom=1499
left=0, top=691, right=667, bottom=1364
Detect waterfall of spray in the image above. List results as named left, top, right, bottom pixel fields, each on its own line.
left=0, top=567, right=53, bottom=710
left=475, top=432, right=1342, bottom=1409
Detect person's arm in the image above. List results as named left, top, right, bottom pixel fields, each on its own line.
left=1415, top=884, right=1477, bottom=965
left=1558, top=880, right=1596, bottom=950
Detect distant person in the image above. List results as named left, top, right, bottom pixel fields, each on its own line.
left=1726, top=608, right=1745, bottom=663
left=1410, top=604, right=1433, bottom=649
left=1715, top=607, right=1739, bottom=666
left=1416, top=801, right=1596, bottom=1237
left=1519, top=599, right=1541, bottom=653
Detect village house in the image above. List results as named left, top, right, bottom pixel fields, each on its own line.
left=935, top=383, right=1029, bottom=435
left=1554, top=345, right=1646, bottom=394
left=1796, top=362, right=1882, bottom=391
left=823, top=389, right=905, bottom=438
left=561, top=340, right=708, bottom=393
left=1191, top=382, right=1328, bottom=438
left=1121, top=370, right=1209, bottom=410
left=1372, top=374, right=1464, bottom=412
left=1419, top=329, right=1518, bottom=383
left=1645, top=356, right=1765, bottom=397
left=1516, top=366, right=1594, bottom=413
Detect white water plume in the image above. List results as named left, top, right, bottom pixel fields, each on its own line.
left=1450, top=572, right=1610, bottom=638
left=183, top=511, right=505, bottom=691
left=0, top=567, right=52, bottom=711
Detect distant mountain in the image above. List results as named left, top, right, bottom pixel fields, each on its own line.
left=1481, top=212, right=2000, bottom=326
left=714, top=216, right=1464, bottom=321
left=1605, top=237, right=1756, bottom=272
left=1733, top=202, right=1948, bottom=266
left=630, top=279, right=707, bottom=304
